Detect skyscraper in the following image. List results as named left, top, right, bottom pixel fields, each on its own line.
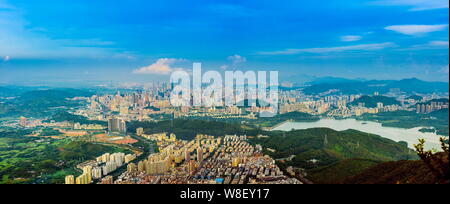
left=108, top=117, right=127, bottom=135
left=19, top=117, right=27, bottom=127
left=197, top=148, right=203, bottom=162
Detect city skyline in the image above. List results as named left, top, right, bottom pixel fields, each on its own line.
left=0, top=0, right=449, bottom=83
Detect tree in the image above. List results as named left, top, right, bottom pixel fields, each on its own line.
left=414, top=138, right=449, bottom=184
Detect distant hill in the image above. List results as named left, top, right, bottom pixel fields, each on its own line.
left=303, top=78, right=449, bottom=95
left=0, top=86, right=38, bottom=97
left=357, top=109, right=449, bottom=136
left=308, top=77, right=363, bottom=85
left=18, top=88, right=93, bottom=102
left=0, top=89, right=93, bottom=117
left=388, top=78, right=448, bottom=94
left=350, top=95, right=400, bottom=108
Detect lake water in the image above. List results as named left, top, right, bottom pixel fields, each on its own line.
left=272, top=118, right=447, bottom=151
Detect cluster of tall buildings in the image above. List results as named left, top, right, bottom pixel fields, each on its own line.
left=416, top=101, right=449, bottom=114
left=65, top=152, right=136, bottom=184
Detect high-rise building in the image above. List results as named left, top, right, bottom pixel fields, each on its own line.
left=138, top=160, right=146, bottom=172
left=185, top=149, right=191, bottom=161
left=65, top=175, right=75, bottom=184
left=136, top=127, right=144, bottom=136
left=92, top=167, right=103, bottom=179
left=100, top=176, right=113, bottom=184
left=19, top=117, right=27, bottom=127
left=108, top=117, right=127, bottom=134
left=197, top=148, right=203, bottom=162
left=377, top=102, right=384, bottom=109
left=75, top=173, right=90, bottom=184
left=127, top=163, right=137, bottom=174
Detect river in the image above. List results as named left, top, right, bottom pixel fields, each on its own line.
left=272, top=118, right=447, bottom=151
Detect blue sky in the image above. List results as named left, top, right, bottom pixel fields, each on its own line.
left=0, top=0, right=448, bottom=84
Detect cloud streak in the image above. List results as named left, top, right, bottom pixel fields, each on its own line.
left=227, top=54, right=247, bottom=65
left=385, top=24, right=448, bottom=35
left=372, top=0, right=449, bottom=11
left=341, top=35, right=362, bottom=42
left=259, top=43, right=396, bottom=55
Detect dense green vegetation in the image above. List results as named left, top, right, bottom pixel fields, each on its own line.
left=249, top=128, right=417, bottom=183
left=356, top=109, right=449, bottom=136
left=350, top=95, right=400, bottom=108
left=308, top=158, right=381, bottom=184
left=0, top=129, right=126, bottom=184
left=343, top=160, right=436, bottom=184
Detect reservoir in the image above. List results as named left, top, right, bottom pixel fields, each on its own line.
left=272, top=118, right=447, bottom=151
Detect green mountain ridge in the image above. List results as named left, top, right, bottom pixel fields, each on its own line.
left=251, top=128, right=417, bottom=171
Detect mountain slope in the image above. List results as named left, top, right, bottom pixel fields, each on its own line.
left=343, top=160, right=436, bottom=184
left=251, top=128, right=417, bottom=170
left=350, top=95, right=400, bottom=108
left=308, top=158, right=381, bottom=184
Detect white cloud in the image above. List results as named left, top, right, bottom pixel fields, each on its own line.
left=227, top=54, right=247, bottom=65
left=259, top=42, right=396, bottom=55
left=2, top=56, right=10, bottom=62
left=220, top=54, right=246, bottom=70
left=133, top=58, right=185, bottom=75
left=385, top=24, right=448, bottom=35
left=341, top=35, right=362, bottom=42
left=372, top=0, right=449, bottom=11
left=429, top=41, right=449, bottom=46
